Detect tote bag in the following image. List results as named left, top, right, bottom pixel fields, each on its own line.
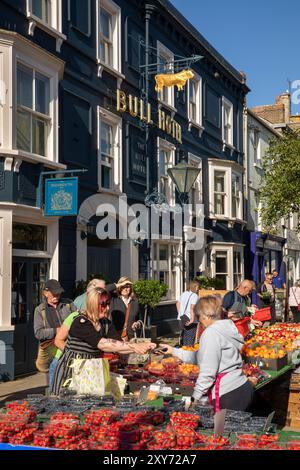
left=67, top=358, right=111, bottom=396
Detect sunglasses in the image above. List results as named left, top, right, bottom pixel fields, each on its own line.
left=99, top=301, right=110, bottom=307
left=121, top=284, right=132, bottom=289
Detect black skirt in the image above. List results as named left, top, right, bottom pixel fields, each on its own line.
left=182, top=323, right=198, bottom=346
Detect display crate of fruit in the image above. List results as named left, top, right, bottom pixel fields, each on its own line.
left=244, top=354, right=288, bottom=371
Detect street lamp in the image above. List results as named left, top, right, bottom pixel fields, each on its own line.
left=167, top=160, right=201, bottom=290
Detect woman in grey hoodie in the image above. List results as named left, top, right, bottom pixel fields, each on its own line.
left=160, top=295, right=254, bottom=412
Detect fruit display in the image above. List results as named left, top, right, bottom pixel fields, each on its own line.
left=182, top=344, right=199, bottom=351
left=178, top=363, right=199, bottom=377
left=84, top=409, right=120, bottom=426
left=170, top=412, right=199, bottom=429
left=242, top=363, right=270, bottom=383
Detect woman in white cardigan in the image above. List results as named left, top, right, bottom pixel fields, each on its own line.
left=289, top=280, right=300, bottom=323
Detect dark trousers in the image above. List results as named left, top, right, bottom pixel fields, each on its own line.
left=270, top=302, right=276, bottom=324
left=291, top=306, right=300, bottom=323
left=212, top=380, right=254, bottom=412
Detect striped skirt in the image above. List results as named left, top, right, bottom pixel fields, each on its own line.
left=182, top=323, right=198, bottom=346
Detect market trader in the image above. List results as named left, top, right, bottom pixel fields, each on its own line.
left=223, top=279, right=262, bottom=328
left=160, top=295, right=254, bottom=412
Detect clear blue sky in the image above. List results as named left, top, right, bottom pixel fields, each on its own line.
left=170, top=0, right=300, bottom=113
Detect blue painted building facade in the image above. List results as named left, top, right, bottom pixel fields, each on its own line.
left=0, top=0, right=249, bottom=379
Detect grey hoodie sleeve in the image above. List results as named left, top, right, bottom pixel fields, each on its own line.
left=173, top=348, right=197, bottom=364
left=192, top=328, right=222, bottom=401
left=33, top=306, right=56, bottom=341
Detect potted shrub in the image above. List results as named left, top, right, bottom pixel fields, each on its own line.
left=133, top=280, right=168, bottom=340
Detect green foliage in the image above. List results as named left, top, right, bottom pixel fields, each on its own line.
left=133, top=280, right=168, bottom=309
left=195, top=276, right=224, bottom=290
left=72, top=273, right=111, bottom=298
left=260, top=130, right=300, bottom=231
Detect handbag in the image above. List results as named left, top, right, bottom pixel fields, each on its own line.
left=35, top=307, right=57, bottom=373
left=67, top=357, right=111, bottom=396
left=128, top=321, right=151, bottom=365
left=121, top=302, right=131, bottom=342
left=291, top=288, right=300, bottom=313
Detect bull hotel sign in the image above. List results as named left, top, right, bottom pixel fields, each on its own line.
left=116, top=90, right=182, bottom=144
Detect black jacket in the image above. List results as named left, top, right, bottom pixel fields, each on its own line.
left=106, top=284, right=141, bottom=340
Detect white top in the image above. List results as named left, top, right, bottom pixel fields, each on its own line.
left=289, top=287, right=300, bottom=307
left=177, top=291, right=198, bottom=320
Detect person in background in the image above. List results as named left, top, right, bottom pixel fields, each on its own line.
left=272, top=269, right=286, bottom=289
left=108, top=277, right=142, bottom=341
left=160, top=296, right=254, bottom=412
left=74, top=278, right=106, bottom=311
left=289, top=280, right=300, bottom=323
left=51, top=288, right=155, bottom=395
left=223, top=280, right=262, bottom=328
left=177, top=280, right=199, bottom=346
left=34, top=279, right=77, bottom=389
left=257, top=273, right=276, bottom=324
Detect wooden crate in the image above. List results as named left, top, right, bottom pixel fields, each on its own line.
left=288, top=392, right=300, bottom=404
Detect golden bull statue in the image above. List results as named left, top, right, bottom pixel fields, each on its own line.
left=155, top=69, right=194, bottom=92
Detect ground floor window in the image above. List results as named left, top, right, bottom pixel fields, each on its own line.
left=210, top=244, right=244, bottom=290
left=215, top=250, right=228, bottom=290
left=152, top=242, right=179, bottom=300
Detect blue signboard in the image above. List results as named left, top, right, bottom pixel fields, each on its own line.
left=44, top=177, right=78, bottom=216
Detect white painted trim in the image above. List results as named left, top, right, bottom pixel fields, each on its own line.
left=96, top=0, right=122, bottom=75
left=0, top=209, right=12, bottom=327
left=187, top=72, right=203, bottom=132
left=0, top=31, right=64, bottom=166
left=222, top=96, right=234, bottom=147
left=157, top=137, right=176, bottom=206
left=156, top=40, right=175, bottom=108
left=26, top=0, right=66, bottom=50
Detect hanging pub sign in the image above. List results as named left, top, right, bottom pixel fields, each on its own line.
left=44, top=177, right=78, bottom=216
left=116, top=90, right=182, bottom=144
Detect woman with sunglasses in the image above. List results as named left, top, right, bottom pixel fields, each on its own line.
left=51, top=288, right=155, bottom=395
left=107, top=277, right=141, bottom=341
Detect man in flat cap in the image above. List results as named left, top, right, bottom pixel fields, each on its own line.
left=34, top=279, right=77, bottom=388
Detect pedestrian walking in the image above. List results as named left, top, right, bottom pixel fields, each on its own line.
left=74, top=278, right=106, bottom=311
left=289, top=280, right=300, bottom=323
left=257, top=273, right=276, bottom=324
left=177, top=280, right=199, bottom=346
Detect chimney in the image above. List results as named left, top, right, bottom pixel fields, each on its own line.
left=279, top=92, right=291, bottom=123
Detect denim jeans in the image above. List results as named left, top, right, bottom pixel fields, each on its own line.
left=49, top=357, right=59, bottom=391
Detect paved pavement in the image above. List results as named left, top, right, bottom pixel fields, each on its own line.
left=0, top=373, right=48, bottom=407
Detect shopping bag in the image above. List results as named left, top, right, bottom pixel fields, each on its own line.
left=128, top=322, right=151, bottom=365
left=35, top=340, right=57, bottom=373
left=67, top=358, right=111, bottom=396
left=110, top=373, right=127, bottom=400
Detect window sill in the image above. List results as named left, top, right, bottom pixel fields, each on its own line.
left=188, top=120, right=204, bottom=137
left=222, top=141, right=236, bottom=154
left=158, top=300, right=176, bottom=306
left=0, top=149, right=67, bottom=171
left=158, top=101, right=177, bottom=115
left=254, top=162, right=263, bottom=169
left=26, top=13, right=66, bottom=52
left=97, top=61, right=125, bottom=87
left=97, top=187, right=123, bottom=197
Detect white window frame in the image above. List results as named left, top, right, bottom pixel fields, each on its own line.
left=255, top=192, right=262, bottom=231
left=157, top=41, right=175, bottom=110
left=187, top=72, right=204, bottom=135
left=0, top=32, right=63, bottom=168
left=210, top=243, right=244, bottom=291
left=252, top=127, right=261, bottom=164
left=96, top=0, right=122, bottom=79
left=26, top=0, right=66, bottom=52
left=231, top=172, right=242, bottom=220
left=152, top=241, right=180, bottom=301
left=188, top=153, right=202, bottom=214
left=97, top=107, right=122, bottom=194
left=157, top=138, right=176, bottom=205
left=208, top=160, right=243, bottom=221
left=16, top=62, right=51, bottom=158
left=222, top=96, right=234, bottom=149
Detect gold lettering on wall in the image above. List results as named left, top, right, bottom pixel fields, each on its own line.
left=117, top=90, right=126, bottom=112
left=129, top=95, right=138, bottom=117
